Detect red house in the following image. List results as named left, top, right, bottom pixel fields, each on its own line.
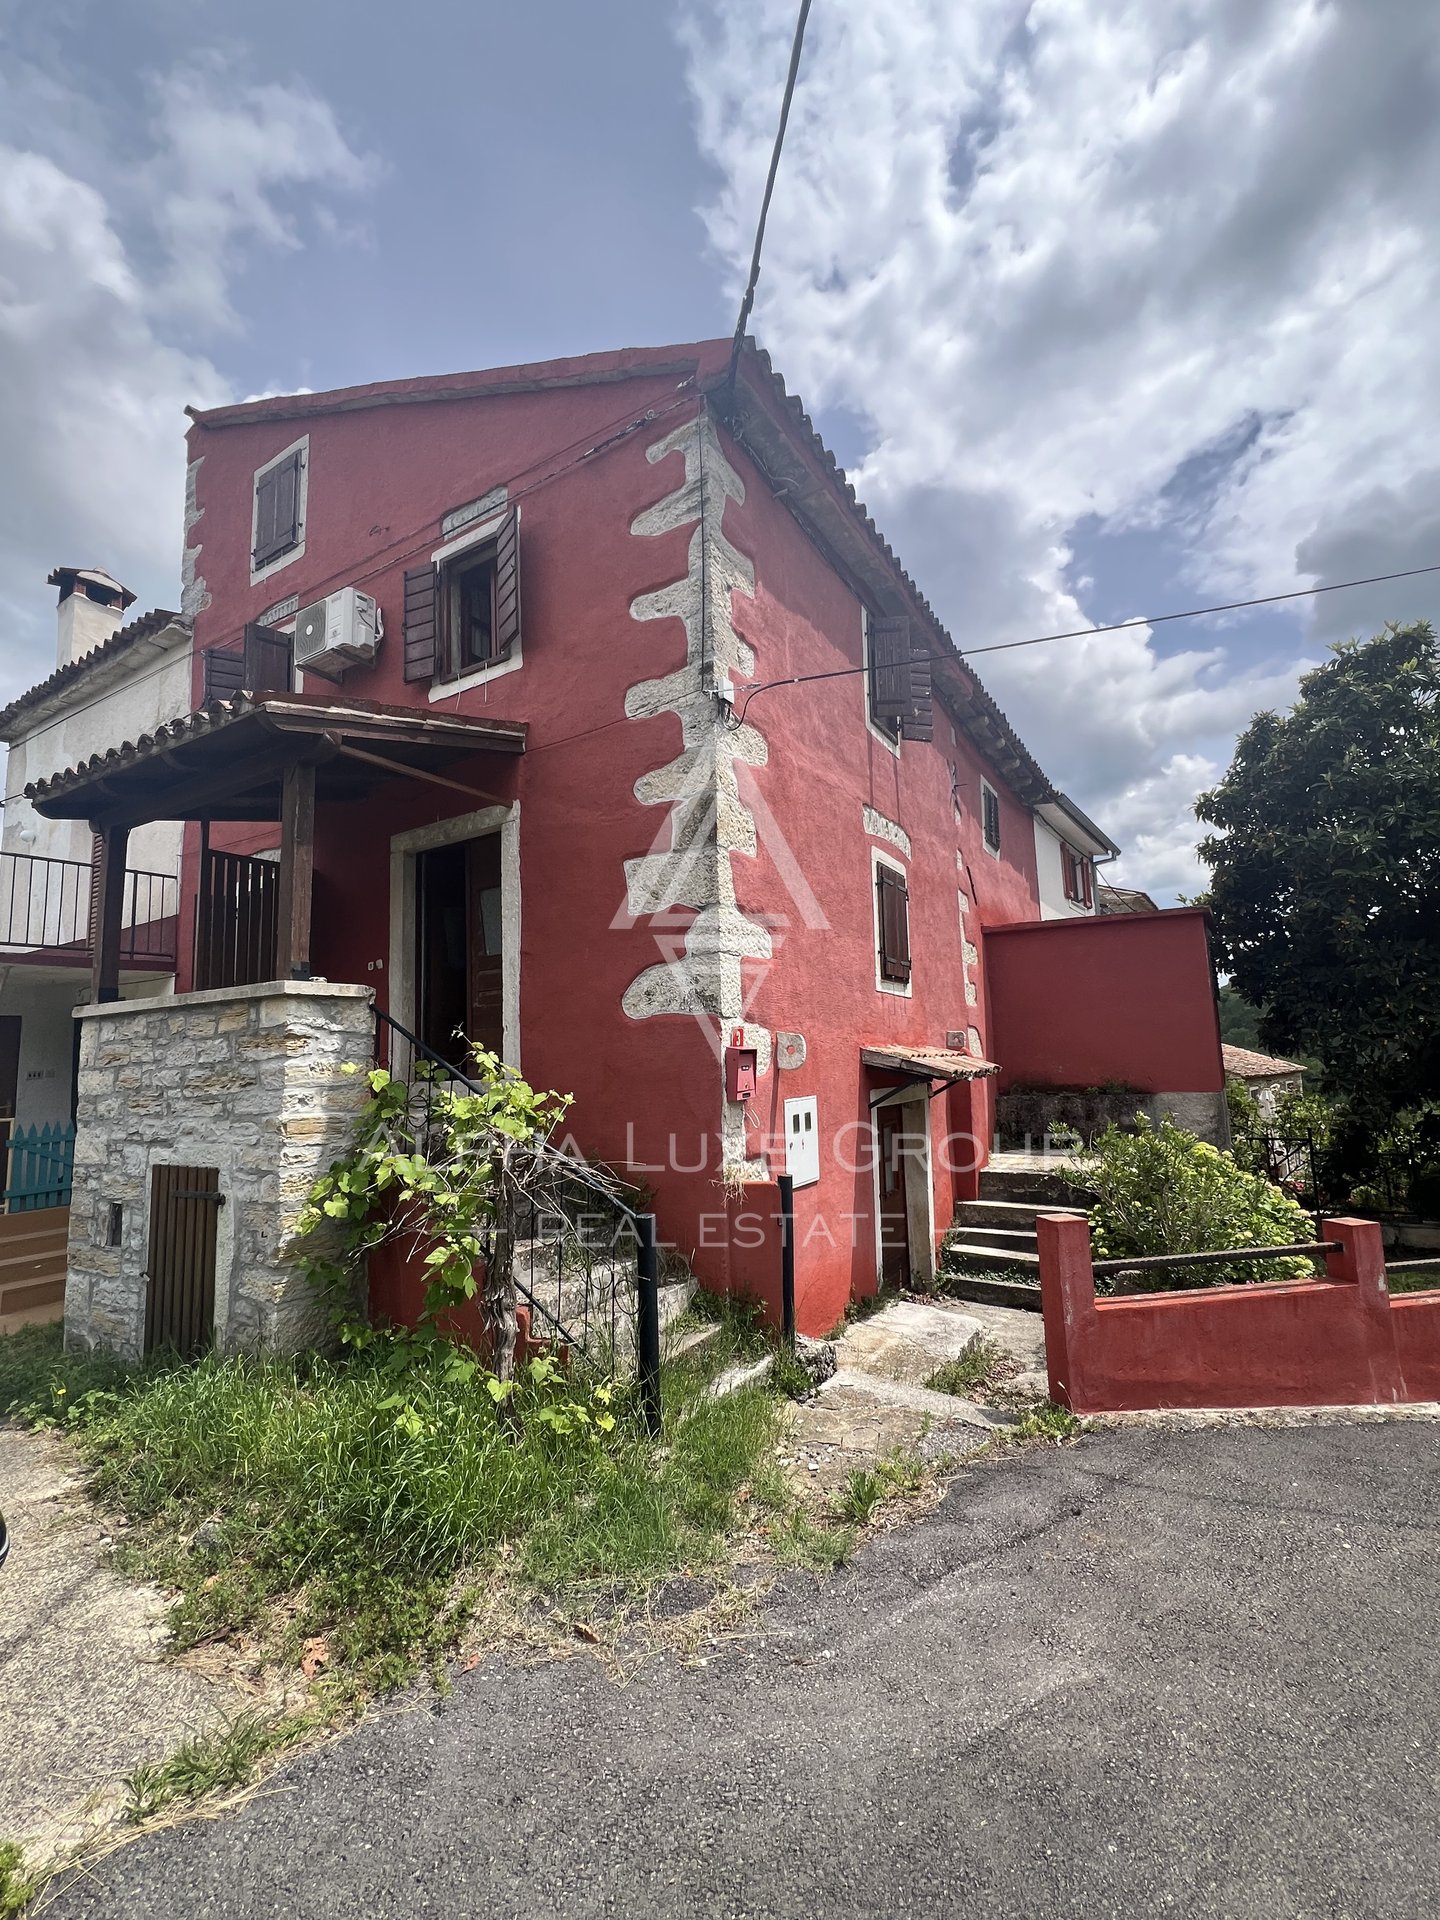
left=31, top=339, right=1225, bottom=1352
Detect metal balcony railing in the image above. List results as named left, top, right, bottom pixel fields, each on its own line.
left=0, top=851, right=179, bottom=965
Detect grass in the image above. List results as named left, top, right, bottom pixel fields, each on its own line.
left=925, top=1333, right=1017, bottom=1400
left=0, top=1321, right=842, bottom=1701
left=0, top=1843, right=35, bottom=1920
left=1386, top=1263, right=1440, bottom=1295
left=122, top=1711, right=317, bottom=1825
left=834, top=1452, right=929, bottom=1525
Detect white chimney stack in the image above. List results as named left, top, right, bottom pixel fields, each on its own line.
left=48, top=565, right=135, bottom=669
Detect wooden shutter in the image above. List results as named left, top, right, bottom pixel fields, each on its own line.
left=404, top=565, right=440, bottom=682
left=201, top=646, right=246, bottom=705
left=983, top=785, right=1002, bottom=852
left=900, top=636, right=933, bottom=741
left=877, top=865, right=912, bottom=984
left=870, top=615, right=912, bottom=722
left=243, top=622, right=293, bottom=692
left=253, top=451, right=301, bottom=568
left=493, top=507, right=522, bottom=661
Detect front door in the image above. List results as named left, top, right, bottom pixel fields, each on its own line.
left=416, top=836, right=504, bottom=1068
left=876, top=1103, right=912, bottom=1288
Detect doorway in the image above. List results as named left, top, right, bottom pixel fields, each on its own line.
left=415, top=835, right=504, bottom=1067
left=873, top=1094, right=936, bottom=1291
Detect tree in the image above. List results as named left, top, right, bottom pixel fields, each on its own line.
left=1196, top=621, right=1440, bottom=1117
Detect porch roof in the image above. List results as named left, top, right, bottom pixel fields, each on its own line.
left=861, top=1044, right=1000, bottom=1084
left=26, top=691, right=527, bottom=827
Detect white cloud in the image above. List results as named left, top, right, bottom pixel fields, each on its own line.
left=0, top=55, right=373, bottom=701
left=681, top=0, right=1440, bottom=894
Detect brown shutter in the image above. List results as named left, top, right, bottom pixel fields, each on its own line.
left=201, top=646, right=246, bottom=705
left=877, top=865, right=912, bottom=984
left=870, top=615, right=912, bottom=721
left=983, top=786, right=1002, bottom=852
left=253, top=450, right=301, bottom=568
left=493, top=507, right=522, bottom=660
left=243, top=622, right=293, bottom=692
left=900, top=633, right=933, bottom=741
left=403, top=565, right=440, bottom=682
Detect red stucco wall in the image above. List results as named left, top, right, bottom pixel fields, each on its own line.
left=985, top=907, right=1224, bottom=1094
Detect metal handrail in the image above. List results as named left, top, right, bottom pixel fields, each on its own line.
left=0, top=850, right=178, bottom=961
left=1386, top=1256, right=1440, bottom=1272
left=1092, top=1239, right=1341, bottom=1275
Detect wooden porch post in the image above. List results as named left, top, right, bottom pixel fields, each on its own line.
left=90, top=822, right=129, bottom=1004
left=275, top=758, right=316, bottom=980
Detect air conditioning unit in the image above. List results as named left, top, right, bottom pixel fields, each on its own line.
left=292, top=587, right=381, bottom=679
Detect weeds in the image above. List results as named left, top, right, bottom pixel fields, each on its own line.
left=834, top=1452, right=929, bottom=1525
left=123, top=1711, right=316, bottom=1825
left=0, top=1843, right=35, bottom=1920
left=1002, top=1402, right=1082, bottom=1445
left=924, top=1334, right=1016, bottom=1401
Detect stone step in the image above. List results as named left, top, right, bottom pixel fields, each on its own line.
left=951, top=1197, right=1075, bottom=1231
left=665, top=1321, right=721, bottom=1362
left=943, top=1273, right=1045, bottom=1313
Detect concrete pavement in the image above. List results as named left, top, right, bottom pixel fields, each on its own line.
left=45, top=1420, right=1440, bottom=1919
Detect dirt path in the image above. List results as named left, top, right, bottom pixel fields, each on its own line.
left=0, top=1424, right=234, bottom=1863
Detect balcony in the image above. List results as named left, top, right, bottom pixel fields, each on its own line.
left=0, top=851, right=179, bottom=969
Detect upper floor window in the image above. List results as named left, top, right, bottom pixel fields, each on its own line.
left=981, top=779, right=1002, bottom=855
left=875, top=858, right=912, bottom=987
left=1062, top=843, right=1094, bottom=907
left=867, top=611, right=933, bottom=743
left=405, top=506, right=521, bottom=686
left=251, top=440, right=307, bottom=581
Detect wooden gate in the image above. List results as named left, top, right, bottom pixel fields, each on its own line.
left=194, top=848, right=278, bottom=989
left=144, top=1164, right=222, bottom=1358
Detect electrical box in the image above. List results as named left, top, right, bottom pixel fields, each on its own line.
left=784, top=1096, right=820, bottom=1188
left=724, top=1045, right=758, bottom=1103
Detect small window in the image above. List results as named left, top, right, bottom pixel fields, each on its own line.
left=876, top=862, right=912, bottom=985
left=404, top=506, right=522, bottom=684
left=1062, top=844, right=1093, bottom=907
left=981, top=780, right=1002, bottom=855
left=252, top=446, right=304, bottom=572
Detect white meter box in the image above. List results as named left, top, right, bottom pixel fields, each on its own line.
left=783, top=1096, right=819, bottom=1189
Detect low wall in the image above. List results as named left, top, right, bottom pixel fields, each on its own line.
left=1038, top=1213, right=1440, bottom=1413
left=66, top=980, right=373, bottom=1360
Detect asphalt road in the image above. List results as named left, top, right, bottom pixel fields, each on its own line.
left=49, top=1420, right=1440, bottom=1919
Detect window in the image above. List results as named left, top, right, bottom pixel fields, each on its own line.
left=1062, top=843, right=1094, bottom=907
left=876, top=860, right=912, bottom=985
left=981, top=779, right=1002, bottom=855
left=867, top=611, right=933, bottom=742
left=251, top=442, right=306, bottom=576
left=405, top=506, right=522, bottom=684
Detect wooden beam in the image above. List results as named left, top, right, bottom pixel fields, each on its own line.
left=90, top=823, right=129, bottom=1004
left=275, top=759, right=316, bottom=980
left=334, top=743, right=504, bottom=805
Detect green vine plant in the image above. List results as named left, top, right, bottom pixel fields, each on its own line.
left=294, top=1044, right=632, bottom=1397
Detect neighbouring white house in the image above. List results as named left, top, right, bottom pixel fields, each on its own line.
left=1031, top=792, right=1120, bottom=919
left=1222, top=1043, right=1306, bottom=1118
left=0, top=570, right=192, bottom=1178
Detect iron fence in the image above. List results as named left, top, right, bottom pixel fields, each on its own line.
left=373, top=1009, right=661, bottom=1427
left=0, top=852, right=177, bottom=964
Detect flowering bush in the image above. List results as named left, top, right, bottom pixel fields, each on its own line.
left=1078, top=1115, right=1317, bottom=1290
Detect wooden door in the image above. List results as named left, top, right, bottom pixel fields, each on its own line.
left=144, top=1164, right=221, bottom=1359
left=876, top=1104, right=912, bottom=1289
left=465, top=836, right=504, bottom=1062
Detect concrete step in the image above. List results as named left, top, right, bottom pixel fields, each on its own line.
left=979, top=1167, right=1088, bottom=1206
left=0, top=1299, right=64, bottom=1337
left=943, top=1241, right=1042, bottom=1273
left=945, top=1225, right=1041, bottom=1256
left=943, top=1273, right=1045, bottom=1313
left=0, top=1243, right=69, bottom=1284
left=952, top=1197, right=1074, bottom=1230
left=665, top=1321, right=721, bottom=1362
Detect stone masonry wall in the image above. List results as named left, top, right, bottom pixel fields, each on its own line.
left=65, top=981, right=374, bottom=1360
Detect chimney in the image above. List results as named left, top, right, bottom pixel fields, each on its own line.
left=47, top=565, right=136, bottom=669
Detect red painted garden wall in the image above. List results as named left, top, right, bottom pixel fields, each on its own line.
left=985, top=907, right=1224, bottom=1094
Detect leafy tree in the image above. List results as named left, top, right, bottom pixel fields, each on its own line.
left=1196, top=621, right=1440, bottom=1116
left=1217, top=986, right=1264, bottom=1049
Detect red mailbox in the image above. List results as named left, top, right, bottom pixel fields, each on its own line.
left=724, top=1044, right=758, bottom=1102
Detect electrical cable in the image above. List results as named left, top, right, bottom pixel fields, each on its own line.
left=727, top=0, right=814, bottom=395
left=730, top=561, right=1440, bottom=725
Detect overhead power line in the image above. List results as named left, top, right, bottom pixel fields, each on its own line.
left=731, top=561, right=1440, bottom=724
left=727, top=0, right=814, bottom=393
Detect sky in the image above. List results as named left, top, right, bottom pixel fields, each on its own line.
left=2, top=0, right=1439, bottom=899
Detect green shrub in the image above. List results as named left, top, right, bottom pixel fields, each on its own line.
left=1078, top=1115, right=1317, bottom=1290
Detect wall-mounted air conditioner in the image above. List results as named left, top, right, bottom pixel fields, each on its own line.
left=292, top=587, right=381, bottom=679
